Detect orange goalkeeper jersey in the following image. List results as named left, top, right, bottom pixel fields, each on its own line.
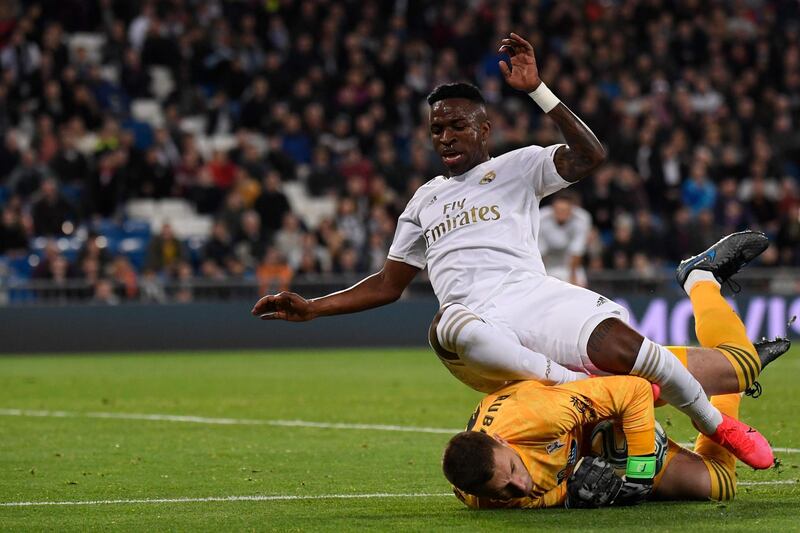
left=454, top=376, right=655, bottom=509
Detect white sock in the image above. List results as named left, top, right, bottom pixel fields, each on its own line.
left=437, top=304, right=585, bottom=385
left=683, top=270, right=720, bottom=295
left=631, top=338, right=723, bottom=433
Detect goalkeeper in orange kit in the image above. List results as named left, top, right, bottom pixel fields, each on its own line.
left=442, top=259, right=790, bottom=509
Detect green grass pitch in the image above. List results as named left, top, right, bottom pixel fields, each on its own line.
left=0, top=347, right=798, bottom=532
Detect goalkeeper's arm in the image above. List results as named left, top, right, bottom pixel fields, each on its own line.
left=555, top=376, right=657, bottom=477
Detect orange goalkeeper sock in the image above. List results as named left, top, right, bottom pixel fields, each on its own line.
left=695, top=394, right=740, bottom=501
left=689, top=281, right=760, bottom=390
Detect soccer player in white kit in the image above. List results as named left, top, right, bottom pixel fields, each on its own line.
left=538, top=192, right=591, bottom=286
left=252, top=33, right=772, bottom=469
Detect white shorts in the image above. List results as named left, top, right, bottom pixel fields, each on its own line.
left=474, top=275, right=629, bottom=375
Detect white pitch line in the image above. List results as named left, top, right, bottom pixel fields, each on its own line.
left=0, top=492, right=453, bottom=508
left=1, top=408, right=798, bottom=453
left=739, top=480, right=799, bottom=486
left=0, top=408, right=460, bottom=434
left=2, top=482, right=797, bottom=508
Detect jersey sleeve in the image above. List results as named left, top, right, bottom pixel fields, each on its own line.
left=387, top=188, right=427, bottom=269
left=550, top=376, right=656, bottom=457
left=514, top=144, right=570, bottom=198
left=505, top=377, right=654, bottom=457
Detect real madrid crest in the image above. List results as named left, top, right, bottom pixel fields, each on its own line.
left=479, top=170, right=496, bottom=184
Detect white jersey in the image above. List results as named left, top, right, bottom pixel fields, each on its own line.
left=538, top=205, right=591, bottom=282
left=388, top=144, right=568, bottom=310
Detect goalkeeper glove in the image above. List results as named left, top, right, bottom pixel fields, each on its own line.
left=566, top=455, right=656, bottom=509
left=565, top=456, right=623, bottom=508
left=612, top=454, right=657, bottom=506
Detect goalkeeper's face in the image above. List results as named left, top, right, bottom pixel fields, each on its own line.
left=478, top=444, right=533, bottom=500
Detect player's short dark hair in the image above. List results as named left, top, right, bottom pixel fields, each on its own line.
left=427, top=83, right=485, bottom=106
left=442, top=431, right=497, bottom=494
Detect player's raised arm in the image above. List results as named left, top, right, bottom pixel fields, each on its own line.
left=251, top=259, right=420, bottom=321
left=499, top=32, right=606, bottom=182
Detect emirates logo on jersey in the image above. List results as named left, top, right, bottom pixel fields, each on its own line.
left=423, top=202, right=501, bottom=247
left=479, top=171, right=496, bottom=184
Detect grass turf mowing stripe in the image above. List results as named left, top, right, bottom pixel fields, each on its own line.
left=1, top=482, right=797, bottom=508
left=1, top=408, right=798, bottom=453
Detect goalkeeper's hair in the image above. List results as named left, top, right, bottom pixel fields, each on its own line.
left=442, top=431, right=498, bottom=494
left=427, top=82, right=485, bottom=106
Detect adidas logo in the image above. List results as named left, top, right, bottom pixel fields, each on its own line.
left=596, top=296, right=607, bottom=307
left=427, top=195, right=437, bottom=206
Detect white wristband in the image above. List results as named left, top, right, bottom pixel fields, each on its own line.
left=528, top=82, right=560, bottom=113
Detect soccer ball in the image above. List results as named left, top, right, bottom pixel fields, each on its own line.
left=589, top=420, right=668, bottom=476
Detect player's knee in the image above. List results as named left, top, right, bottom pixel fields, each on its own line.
left=586, top=318, right=643, bottom=374
left=715, top=344, right=760, bottom=392
left=429, top=306, right=459, bottom=362
left=433, top=303, right=483, bottom=354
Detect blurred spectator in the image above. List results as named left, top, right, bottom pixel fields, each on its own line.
left=120, top=47, right=151, bottom=98
left=206, top=149, right=237, bottom=190
left=274, top=212, right=305, bottom=261
left=306, top=147, right=342, bottom=197
left=88, top=151, right=124, bottom=217
left=205, top=91, right=236, bottom=136
left=50, top=129, right=89, bottom=184
left=682, top=163, right=717, bottom=215
left=0, top=132, right=21, bottom=178
left=173, top=262, right=194, bottom=303
left=256, top=246, right=292, bottom=294
left=239, top=77, right=270, bottom=132
left=747, top=178, right=779, bottom=235
left=777, top=204, right=800, bottom=266
left=144, top=223, right=188, bottom=276
left=234, top=209, right=266, bottom=269
left=253, top=171, right=291, bottom=234
left=201, top=221, right=242, bottom=278
left=333, top=245, right=362, bottom=275
left=0, top=207, right=28, bottom=255
left=8, top=149, right=50, bottom=197
left=31, top=178, right=77, bottom=236
left=109, top=255, right=138, bottom=300
left=137, top=147, right=175, bottom=198
left=90, top=278, right=120, bottom=305
left=77, top=232, right=112, bottom=273
left=336, top=196, right=366, bottom=251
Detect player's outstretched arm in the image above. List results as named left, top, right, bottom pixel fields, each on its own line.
left=499, top=32, right=605, bottom=182
left=251, top=259, right=420, bottom=321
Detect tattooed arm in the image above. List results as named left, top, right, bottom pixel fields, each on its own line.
left=499, top=32, right=606, bottom=182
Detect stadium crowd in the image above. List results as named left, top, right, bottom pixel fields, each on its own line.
left=0, top=0, right=799, bottom=303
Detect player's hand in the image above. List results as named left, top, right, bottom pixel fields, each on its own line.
left=498, top=32, right=541, bottom=93
left=251, top=291, right=315, bottom=322
left=613, top=477, right=653, bottom=506
left=565, top=456, right=623, bottom=508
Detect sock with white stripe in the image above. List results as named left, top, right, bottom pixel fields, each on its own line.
left=631, top=338, right=723, bottom=434
left=437, top=304, right=585, bottom=385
